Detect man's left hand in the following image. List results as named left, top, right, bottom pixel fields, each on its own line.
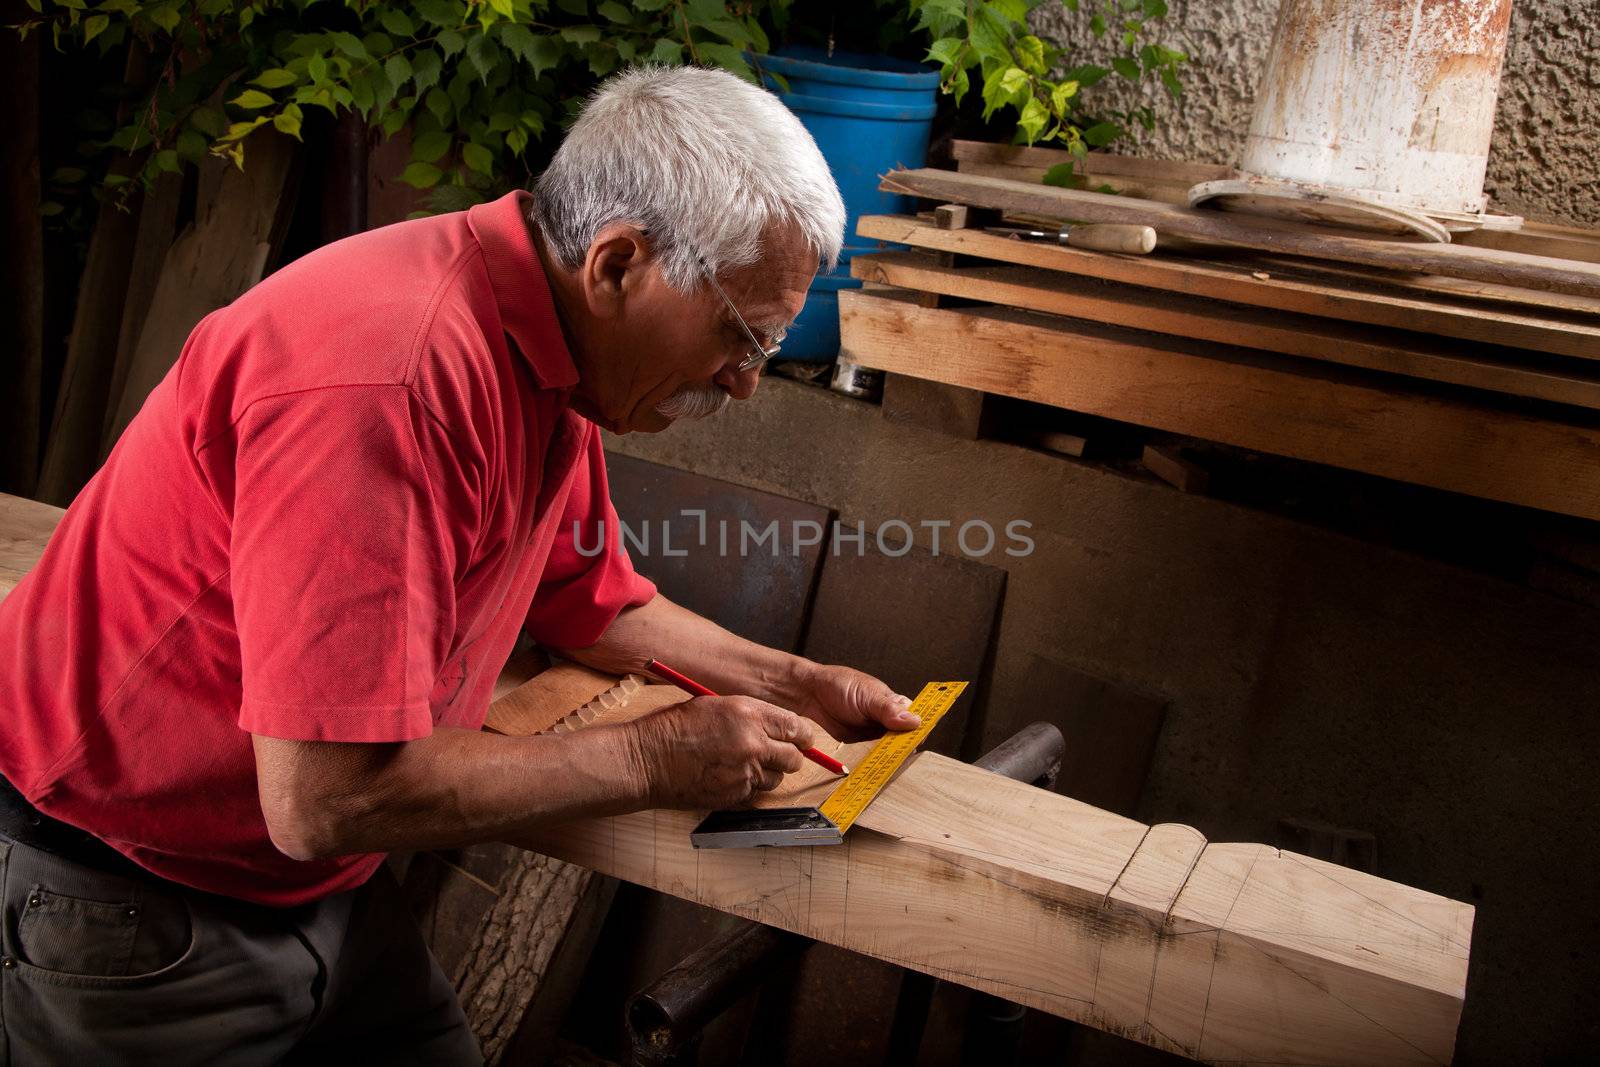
left=785, top=662, right=920, bottom=742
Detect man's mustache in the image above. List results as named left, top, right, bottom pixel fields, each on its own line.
left=655, top=383, right=731, bottom=421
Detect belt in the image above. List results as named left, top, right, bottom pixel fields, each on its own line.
left=0, top=771, right=155, bottom=881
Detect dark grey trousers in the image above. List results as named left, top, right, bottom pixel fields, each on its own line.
left=0, top=836, right=483, bottom=1065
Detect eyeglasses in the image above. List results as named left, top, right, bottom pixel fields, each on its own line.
left=701, top=265, right=782, bottom=373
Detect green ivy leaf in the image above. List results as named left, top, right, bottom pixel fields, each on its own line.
left=598, top=0, right=631, bottom=22
left=413, top=129, right=452, bottom=162
left=252, top=68, right=297, bottom=89
left=1017, top=97, right=1048, bottom=144
left=1015, top=34, right=1046, bottom=76
left=425, top=86, right=452, bottom=124
left=555, top=0, right=587, bottom=13
left=1112, top=56, right=1140, bottom=80
left=489, top=0, right=514, bottom=17
left=400, top=161, right=444, bottom=188
left=649, top=37, right=683, bottom=63
left=1089, top=12, right=1106, bottom=35
left=1042, top=162, right=1079, bottom=188
left=380, top=9, right=415, bottom=36
left=147, top=3, right=180, bottom=33
left=462, top=141, right=494, bottom=174
left=987, top=0, right=1029, bottom=26
left=1159, top=65, right=1182, bottom=98
left=1050, top=79, right=1078, bottom=114
left=698, top=42, right=753, bottom=81
left=1142, top=0, right=1167, bottom=16
left=981, top=65, right=1030, bottom=120
left=560, top=24, right=601, bottom=44
left=465, top=32, right=500, bottom=82
left=437, top=30, right=465, bottom=57
left=308, top=54, right=329, bottom=83
left=1082, top=121, right=1123, bottom=146
left=273, top=106, right=303, bottom=140
left=412, top=49, right=444, bottom=92
left=331, top=31, right=367, bottom=59
left=924, top=36, right=963, bottom=69
left=175, top=129, right=207, bottom=159
left=190, top=105, right=224, bottom=137
left=1061, top=62, right=1107, bottom=87
left=913, top=0, right=964, bottom=36
left=81, top=13, right=108, bottom=43
left=229, top=89, right=275, bottom=110
left=507, top=126, right=529, bottom=155
left=385, top=55, right=412, bottom=90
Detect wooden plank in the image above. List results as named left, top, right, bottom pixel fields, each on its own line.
left=857, top=214, right=1600, bottom=360
left=498, top=673, right=1472, bottom=1066
left=104, top=130, right=299, bottom=447
left=839, top=289, right=1600, bottom=522
left=951, top=141, right=1236, bottom=185
left=881, top=169, right=1600, bottom=299
left=850, top=250, right=1600, bottom=409
left=0, top=494, right=60, bottom=599
left=958, top=159, right=1196, bottom=207
left=1142, top=445, right=1211, bottom=495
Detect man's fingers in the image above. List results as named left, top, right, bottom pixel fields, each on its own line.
left=760, top=739, right=805, bottom=775
left=755, top=767, right=785, bottom=792
left=761, top=705, right=816, bottom=750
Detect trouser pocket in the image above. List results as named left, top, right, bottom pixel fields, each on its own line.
left=15, top=881, right=190, bottom=979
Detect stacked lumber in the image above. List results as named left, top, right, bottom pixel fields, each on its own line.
left=841, top=143, right=1600, bottom=521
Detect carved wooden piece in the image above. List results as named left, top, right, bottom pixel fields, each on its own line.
left=494, top=666, right=1472, bottom=1067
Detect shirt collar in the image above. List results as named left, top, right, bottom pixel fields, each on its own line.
left=467, top=190, right=580, bottom=390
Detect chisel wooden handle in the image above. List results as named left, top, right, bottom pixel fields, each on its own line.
left=1063, top=223, right=1157, bottom=254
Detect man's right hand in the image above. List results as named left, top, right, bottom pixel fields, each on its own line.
left=623, top=696, right=818, bottom=809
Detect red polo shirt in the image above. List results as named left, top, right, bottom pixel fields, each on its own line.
left=0, top=191, right=655, bottom=906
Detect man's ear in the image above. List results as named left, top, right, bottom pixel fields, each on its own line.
left=579, top=223, right=652, bottom=317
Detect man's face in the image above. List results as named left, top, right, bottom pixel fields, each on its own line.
left=567, top=222, right=817, bottom=434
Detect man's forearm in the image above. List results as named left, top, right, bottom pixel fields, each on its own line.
left=560, top=593, right=812, bottom=707
left=254, top=724, right=648, bottom=859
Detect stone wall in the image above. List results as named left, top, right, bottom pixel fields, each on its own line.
left=1030, top=0, right=1600, bottom=225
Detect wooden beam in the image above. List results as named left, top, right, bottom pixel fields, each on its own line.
left=850, top=251, right=1600, bottom=410
left=839, top=289, right=1600, bottom=522
left=880, top=169, right=1600, bottom=299
left=950, top=141, right=1237, bottom=185
left=856, top=215, right=1600, bottom=361
left=496, top=668, right=1471, bottom=1067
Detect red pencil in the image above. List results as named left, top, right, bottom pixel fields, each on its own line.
left=646, top=659, right=850, bottom=776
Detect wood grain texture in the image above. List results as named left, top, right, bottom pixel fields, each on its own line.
left=104, top=131, right=298, bottom=446
left=497, top=675, right=1472, bottom=1066
left=857, top=215, right=1600, bottom=360
left=838, top=289, right=1600, bottom=522
left=0, top=494, right=61, bottom=599
left=851, top=250, right=1600, bottom=409
left=950, top=141, right=1600, bottom=265
left=882, top=168, right=1600, bottom=299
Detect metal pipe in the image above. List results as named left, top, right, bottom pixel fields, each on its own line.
left=626, top=922, right=806, bottom=1067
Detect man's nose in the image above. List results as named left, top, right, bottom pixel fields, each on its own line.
left=713, top=362, right=761, bottom=401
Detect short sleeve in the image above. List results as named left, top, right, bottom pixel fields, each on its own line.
left=224, top=385, right=465, bottom=742
left=523, top=428, right=656, bottom=650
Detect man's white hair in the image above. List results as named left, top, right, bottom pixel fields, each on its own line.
left=530, top=65, right=845, bottom=291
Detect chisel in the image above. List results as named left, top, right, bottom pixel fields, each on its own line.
left=985, top=222, right=1157, bottom=254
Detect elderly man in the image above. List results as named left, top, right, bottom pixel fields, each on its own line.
left=0, top=66, right=915, bottom=1063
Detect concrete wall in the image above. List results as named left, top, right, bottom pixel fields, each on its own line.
left=1030, top=0, right=1600, bottom=225
left=606, top=377, right=1600, bottom=1065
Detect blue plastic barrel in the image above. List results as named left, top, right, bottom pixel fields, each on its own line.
left=759, top=47, right=939, bottom=361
